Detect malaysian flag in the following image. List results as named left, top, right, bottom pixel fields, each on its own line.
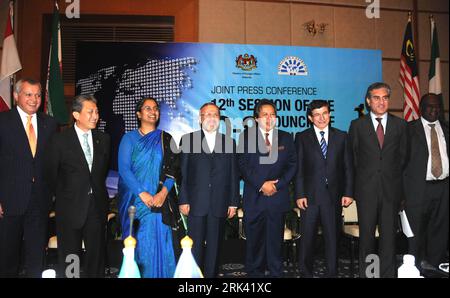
left=399, top=14, right=420, bottom=122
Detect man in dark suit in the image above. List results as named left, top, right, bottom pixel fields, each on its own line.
left=45, top=95, right=110, bottom=278
left=179, top=102, right=239, bottom=278
left=237, top=99, right=297, bottom=278
left=404, top=93, right=449, bottom=271
left=349, top=82, right=408, bottom=278
left=295, top=100, right=354, bottom=277
left=0, top=78, right=57, bottom=278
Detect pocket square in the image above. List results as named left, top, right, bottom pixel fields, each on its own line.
left=278, top=145, right=285, bottom=150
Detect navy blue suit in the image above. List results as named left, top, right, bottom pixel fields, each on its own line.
left=295, top=127, right=353, bottom=277
left=238, top=127, right=297, bottom=277
left=0, top=107, right=57, bottom=277
left=179, top=130, right=239, bottom=277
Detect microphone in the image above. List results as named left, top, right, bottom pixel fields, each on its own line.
left=128, top=206, right=136, bottom=237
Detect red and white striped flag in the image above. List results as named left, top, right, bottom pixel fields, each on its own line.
left=399, top=14, right=420, bottom=122
left=0, top=1, right=22, bottom=112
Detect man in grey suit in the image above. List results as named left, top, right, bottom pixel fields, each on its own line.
left=349, top=82, right=407, bottom=278
left=404, top=93, right=449, bottom=272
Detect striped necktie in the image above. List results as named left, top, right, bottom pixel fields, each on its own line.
left=320, top=131, right=327, bottom=159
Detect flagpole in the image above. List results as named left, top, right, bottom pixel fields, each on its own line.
left=10, top=0, right=16, bottom=108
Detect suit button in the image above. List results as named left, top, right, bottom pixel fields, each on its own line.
left=208, top=184, right=211, bottom=187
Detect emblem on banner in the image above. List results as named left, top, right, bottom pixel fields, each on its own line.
left=278, top=56, right=308, bottom=76
left=236, top=54, right=257, bottom=71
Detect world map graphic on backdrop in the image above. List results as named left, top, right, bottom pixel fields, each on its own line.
left=76, top=56, right=198, bottom=133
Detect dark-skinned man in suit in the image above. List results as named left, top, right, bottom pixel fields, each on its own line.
left=404, top=93, right=449, bottom=273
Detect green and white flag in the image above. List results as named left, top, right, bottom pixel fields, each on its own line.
left=45, top=2, right=68, bottom=124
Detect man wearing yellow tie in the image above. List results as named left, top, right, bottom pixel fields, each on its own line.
left=0, top=78, right=58, bottom=277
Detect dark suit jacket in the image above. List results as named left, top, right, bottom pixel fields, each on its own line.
left=403, top=119, right=449, bottom=207
left=179, top=130, right=239, bottom=218
left=349, top=113, right=407, bottom=205
left=238, top=127, right=297, bottom=217
left=0, top=107, right=57, bottom=216
left=295, top=127, right=353, bottom=206
left=45, top=127, right=110, bottom=228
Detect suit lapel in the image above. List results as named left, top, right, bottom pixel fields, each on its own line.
left=307, top=128, right=323, bottom=159
left=92, top=130, right=101, bottom=171
left=327, top=127, right=336, bottom=160
left=212, top=132, right=224, bottom=154
left=12, top=107, right=34, bottom=158
left=414, top=120, right=428, bottom=153
left=363, top=114, right=380, bottom=149
left=200, top=129, right=212, bottom=154
left=70, top=127, right=91, bottom=172
left=257, top=127, right=269, bottom=155
left=383, top=114, right=396, bottom=149
left=440, top=120, right=449, bottom=157
left=35, top=113, right=47, bottom=158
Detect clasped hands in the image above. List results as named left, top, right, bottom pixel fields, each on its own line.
left=139, top=187, right=168, bottom=209
left=260, top=179, right=278, bottom=196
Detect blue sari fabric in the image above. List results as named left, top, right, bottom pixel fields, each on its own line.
left=118, top=129, right=176, bottom=278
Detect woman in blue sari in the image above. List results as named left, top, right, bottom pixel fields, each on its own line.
left=118, top=97, right=179, bottom=278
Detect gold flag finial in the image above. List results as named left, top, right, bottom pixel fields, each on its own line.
left=180, top=235, right=193, bottom=249
left=124, top=236, right=137, bottom=248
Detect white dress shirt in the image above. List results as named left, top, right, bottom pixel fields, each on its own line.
left=420, top=117, right=449, bottom=180
left=370, top=112, right=387, bottom=134
left=202, top=129, right=217, bottom=153
left=259, top=127, right=273, bottom=146
left=313, top=125, right=329, bottom=145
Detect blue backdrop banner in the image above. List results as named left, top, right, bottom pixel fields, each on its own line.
left=76, top=42, right=382, bottom=169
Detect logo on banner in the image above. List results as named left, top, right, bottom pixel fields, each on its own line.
left=278, top=56, right=308, bottom=76
left=236, top=54, right=257, bottom=71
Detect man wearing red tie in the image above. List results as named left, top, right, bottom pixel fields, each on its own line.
left=349, top=82, right=408, bottom=278
left=238, top=99, right=297, bottom=278
left=0, top=79, right=57, bottom=277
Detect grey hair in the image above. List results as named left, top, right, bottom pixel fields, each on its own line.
left=14, top=78, right=41, bottom=94
left=72, top=94, right=97, bottom=112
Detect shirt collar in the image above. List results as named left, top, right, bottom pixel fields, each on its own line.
left=16, top=105, right=36, bottom=120
left=421, top=117, right=439, bottom=127
left=74, top=123, right=92, bottom=137
left=370, top=111, right=387, bottom=122
left=259, top=126, right=274, bottom=137
left=313, top=125, right=329, bottom=136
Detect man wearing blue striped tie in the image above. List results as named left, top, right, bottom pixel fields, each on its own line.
left=294, top=100, right=354, bottom=277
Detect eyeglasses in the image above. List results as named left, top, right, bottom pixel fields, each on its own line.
left=141, top=106, right=159, bottom=112
left=201, top=113, right=219, bottom=118
left=370, top=96, right=389, bottom=102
